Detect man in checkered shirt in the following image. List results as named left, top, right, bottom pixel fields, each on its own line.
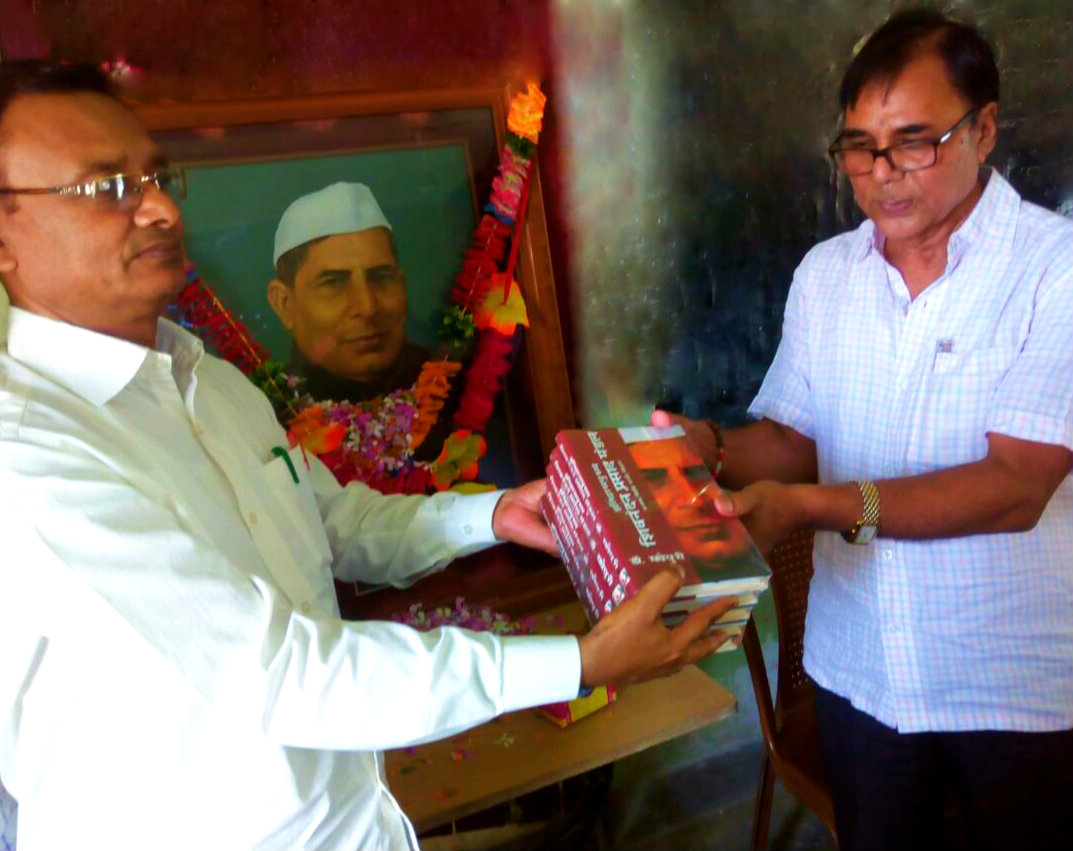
left=657, top=10, right=1073, bottom=850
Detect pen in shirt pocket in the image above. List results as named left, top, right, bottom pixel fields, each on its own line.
left=271, top=446, right=300, bottom=484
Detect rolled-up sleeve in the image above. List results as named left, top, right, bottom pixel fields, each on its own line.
left=986, top=235, right=1073, bottom=451
left=748, top=265, right=815, bottom=437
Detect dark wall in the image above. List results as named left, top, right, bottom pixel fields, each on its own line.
left=1, top=0, right=552, bottom=96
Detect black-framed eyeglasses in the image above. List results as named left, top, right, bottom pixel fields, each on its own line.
left=828, top=108, right=980, bottom=176
left=0, top=167, right=187, bottom=209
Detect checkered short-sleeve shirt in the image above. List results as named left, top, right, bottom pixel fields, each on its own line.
left=750, top=170, right=1073, bottom=733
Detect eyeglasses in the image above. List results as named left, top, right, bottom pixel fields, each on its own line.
left=828, top=108, right=980, bottom=176
left=0, top=167, right=187, bottom=210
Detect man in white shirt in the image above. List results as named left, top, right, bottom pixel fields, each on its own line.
left=0, top=61, right=734, bottom=850
left=656, top=10, right=1073, bottom=851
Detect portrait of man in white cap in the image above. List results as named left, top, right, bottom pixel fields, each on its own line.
left=267, top=182, right=432, bottom=404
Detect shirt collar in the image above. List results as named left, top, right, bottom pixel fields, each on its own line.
left=948, top=167, right=1019, bottom=257
left=854, top=218, right=880, bottom=261
left=852, top=166, right=1019, bottom=262
left=5, top=308, right=204, bottom=407
left=155, top=315, right=206, bottom=388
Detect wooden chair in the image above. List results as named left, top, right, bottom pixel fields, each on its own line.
left=742, top=529, right=838, bottom=850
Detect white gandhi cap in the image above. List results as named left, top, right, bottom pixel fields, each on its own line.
left=273, top=182, right=392, bottom=266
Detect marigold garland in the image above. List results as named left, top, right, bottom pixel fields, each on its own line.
left=450, top=216, right=512, bottom=312
left=411, top=360, right=463, bottom=449
left=487, top=149, right=532, bottom=224
left=452, top=332, right=517, bottom=433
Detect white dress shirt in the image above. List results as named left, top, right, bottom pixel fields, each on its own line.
left=750, top=170, right=1073, bottom=733
left=0, top=308, right=581, bottom=850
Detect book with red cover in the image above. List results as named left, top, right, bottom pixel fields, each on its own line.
left=542, top=425, right=770, bottom=630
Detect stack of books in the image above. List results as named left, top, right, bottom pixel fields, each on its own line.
left=542, top=425, right=770, bottom=651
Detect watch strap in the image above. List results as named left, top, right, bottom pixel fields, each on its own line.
left=842, top=479, right=880, bottom=544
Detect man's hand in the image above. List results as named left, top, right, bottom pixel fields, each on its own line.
left=650, top=409, right=720, bottom=470
left=578, top=569, right=737, bottom=688
left=712, top=480, right=811, bottom=554
left=491, top=479, right=558, bottom=556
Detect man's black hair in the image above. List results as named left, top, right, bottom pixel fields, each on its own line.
left=839, top=9, right=999, bottom=111
left=0, top=60, right=116, bottom=126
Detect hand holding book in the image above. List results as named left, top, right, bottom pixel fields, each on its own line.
left=577, top=569, right=737, bottom=687
left=491, top=478, right=559, bottom=555
left=542, top=425, right=772, bottom=654
left=710, top=480, right=813, bottom=556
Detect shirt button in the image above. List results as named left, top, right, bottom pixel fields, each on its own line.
left=888, top=623, right=901, bottom=634
left=463, top=524, right=474, bottom=535
left=299, top=602, right=312, bottom=615
left=881, top=549, right=894, bottom=561
left=248, top=512, right=258, bottom=525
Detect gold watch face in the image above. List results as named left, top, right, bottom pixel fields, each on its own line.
left=856, top=524, right=878, bottom=544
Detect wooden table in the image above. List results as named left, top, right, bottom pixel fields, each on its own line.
left=384, top=603, right=738, bottom=833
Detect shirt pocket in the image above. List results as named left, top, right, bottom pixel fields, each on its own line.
left=907, top=345, right=1018, bottom=471
left=259, top=448, right=334, bottom=569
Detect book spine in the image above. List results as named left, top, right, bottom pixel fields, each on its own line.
left=556, top=432, right=638, bottom=616
left=544, top=450, right=601, bottom=624
left=556, top=445, right=617, bottom=618
left=553, top=435, right=626, bottom=613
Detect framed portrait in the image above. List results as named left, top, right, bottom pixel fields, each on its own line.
left=137, top=88, right=576, bottom=612
left=139, top=88, right=572, bottom=482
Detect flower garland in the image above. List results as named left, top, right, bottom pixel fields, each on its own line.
left=173, top=83, right=548, bottom=495
left=175, top=267, right=273, bottom=378
left=443, top=83, right=546, bottom=444
left=411, top=360, right=463, bottom=450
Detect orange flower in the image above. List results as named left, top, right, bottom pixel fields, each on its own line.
left=412, top=360, right=463, bottom=449
left=287, top=405, right=346, bottom=455
left=507, top=83, right=547, bottom=144
left=431, top=429, right=488, bottom=491
left=474, top=278, right=529, bottom=335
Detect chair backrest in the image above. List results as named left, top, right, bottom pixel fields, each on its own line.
left=766, top=529, right=815, bottom=721
left=742, top=528, right=815, bottom=745
left=742, top=612, right=777, bottom=746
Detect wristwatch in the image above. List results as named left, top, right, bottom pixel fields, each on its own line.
left=842, top=480, right=880, bottom=545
